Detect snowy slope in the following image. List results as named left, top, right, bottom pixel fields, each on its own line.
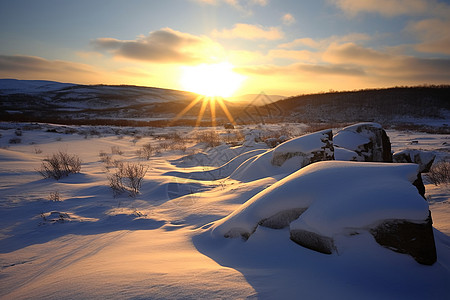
left=0, top=79, right=76, bottom=94
left=0, top=122, right=449, bottom=299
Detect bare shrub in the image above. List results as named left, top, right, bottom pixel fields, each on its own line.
left=108, top=162, right=148, bottom=197
left=426, top=160, right=450, bottom=185
left=194, top=130, right=221, bottom=147
left=38, top=151, right=81, bottom=180
left=9, top=137, right=21, bottom=144
left=111, top=146, right=123, bottom=155
left=48, top=191, right=61, bottom=202
left=34, top=146, right=43, bottom=154
left=99, top=150, right=113, bottom=168
left=159, top=139, right=186, bottom=152
left=108, top=172, right=126, bottom=196
left=137, top=143, right=155, bottom=160
left=223, top=130, right=245, bottom=146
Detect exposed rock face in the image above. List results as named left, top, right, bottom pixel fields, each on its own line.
left=370, top=212, right=437, bottom=265
left=271, top=129, right=334, bottom=167
left=393, top=150, right=436, bottom=173
left=259, top=208, right=306, bottom=229
left=334, top=123, right=392, bottom=162
left=290, top=230, right=336, bottom=255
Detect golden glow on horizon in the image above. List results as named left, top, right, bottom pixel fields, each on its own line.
left=171, top=95, right=236, bottom=128
left=180, top=62, right=245, bottom=98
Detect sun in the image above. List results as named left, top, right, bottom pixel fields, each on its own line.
left=180, top=62, right=245, bottom=98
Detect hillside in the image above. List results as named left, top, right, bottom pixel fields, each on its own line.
left=270, top=86, right=450, bottom=126
left=0, top=79, right=246, bottom=126
left=1, top=80, right=449, bottom=129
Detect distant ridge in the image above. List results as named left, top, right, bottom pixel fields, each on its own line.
left=1, top=80, right=449, bottom=130
left=268, top=85, right=450, bottom=126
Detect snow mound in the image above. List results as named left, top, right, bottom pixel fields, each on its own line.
left=229, top=129, right=334, bottom=182
left=211, top=161, right=435, bottom=264
left=166, top=149, right=267, bottom=180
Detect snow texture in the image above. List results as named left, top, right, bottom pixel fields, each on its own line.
left=0, top=121, right=449, bottom=299
left=212, top=161, right=428, bottom=239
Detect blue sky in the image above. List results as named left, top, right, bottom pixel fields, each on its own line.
left=1, top=0, right=449, bottom=96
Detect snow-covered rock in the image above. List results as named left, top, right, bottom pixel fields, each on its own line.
left=271, top=129, right=334, bottom=167
left=212, top=161, right=436, bottom=265
left=334, top=123, right=392, bottom=162
left=334, top=146, right=359, bottom=161
left=393, top=149, right=436, bottom=173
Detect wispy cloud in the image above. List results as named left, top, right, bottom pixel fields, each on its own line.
left=268, top=49, right=318, bottom=63
left=322, top=42, right=450, bottom=82
left=212, top=23, right=283, bottom=40
left=92, top=28, right=225, bottom=64
left=236, top=63, right=365, bottom=77
left=323, top=42, right=390, bottom=67
left=194, top=0, right=267, bottom=14
left=278, top=33, right=371, bottom=50
left=0, top=55, right=96, bottom=74
left=407, top=18, right=450, bottom=55
left=329, top=0, right=450, bottom=17
left=0, top=55, right=100, bottom=82
left=282, top=13, right=296, bottom=25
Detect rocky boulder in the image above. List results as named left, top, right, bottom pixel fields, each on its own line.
left=334, top=123, right=392, bottom=162
left=393, top=149, right=436, bottom=173
left=271, top=129, right=334, bottom=167
left=212, top=161, right=436, bottom=265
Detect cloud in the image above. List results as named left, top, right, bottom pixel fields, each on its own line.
left=407, top=18, right=450, bottom=55
left=322, top=42, right=450, bottom=82
left=92, top=28, right=225, bottom=64
left=212, top=23, right=283, bottom=40
left=0, top=55, right=97, bottom=75
left=236, top=62, right=365, bottom=77
left=323, top=42, right=390, bottom=67
left=282, top=13, right=296, bottom=25
left=0, top=55, right=100, bottom=83
left=238, top=40, right=450, bottom=89
left=268, top=49, right=318, bottom=63
left=278, top=33, right=371, bottom=50
left=329, top=0, right=450, bottom=17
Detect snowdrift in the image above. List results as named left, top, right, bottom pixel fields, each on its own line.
left=211, top=161, right=436, bottom=264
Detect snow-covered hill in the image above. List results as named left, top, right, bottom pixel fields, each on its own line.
left=0, top=79, right=210, bottom=124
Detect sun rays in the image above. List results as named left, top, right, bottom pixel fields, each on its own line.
left=173, top=61, right=244, bottom=127
left=171, top=95, right=236, bottom=127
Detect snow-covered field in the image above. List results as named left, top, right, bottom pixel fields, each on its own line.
left=0, top=122, right=449, bottom=299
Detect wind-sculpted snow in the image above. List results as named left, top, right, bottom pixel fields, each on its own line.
left=229, top=129, right=334, bottom=182
left=0, top=122, right=449, bottom=298
left=211, top=161, right=435, bottom=264
left=166, top=149, right=267, bottom=180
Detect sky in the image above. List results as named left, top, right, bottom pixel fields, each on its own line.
left=1, top=0, right=450, bottom=96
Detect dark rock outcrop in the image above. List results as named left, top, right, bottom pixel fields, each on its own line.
left=393, top=149, right=436, bottom=173
left=370, top=212, right=437, bottom=265
left=290, top=229, right=336, bottom=255
left=334, top=123, right=392, bottom=162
